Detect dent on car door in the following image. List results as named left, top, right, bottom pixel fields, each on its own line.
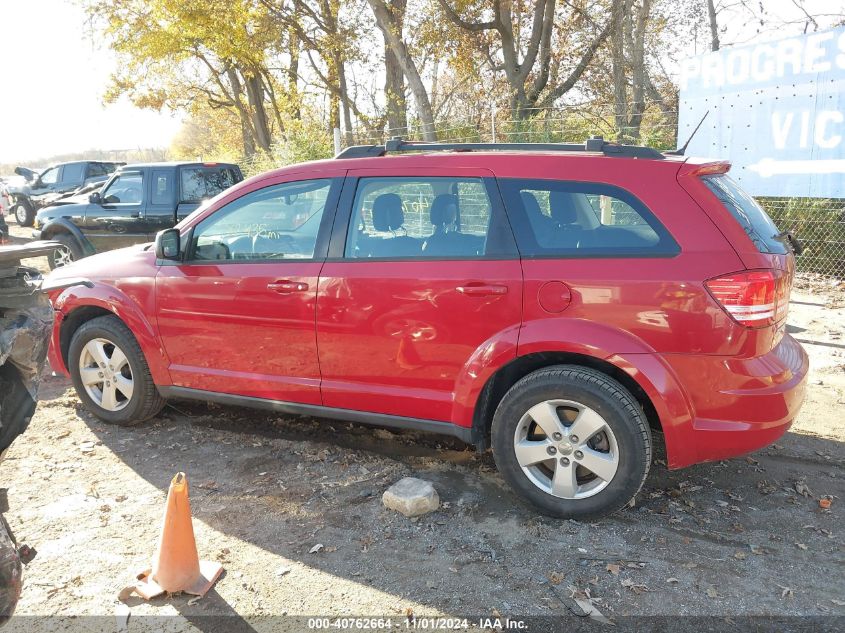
left=155, top=172, right=345, bottom=403
left=316, top=170, right=523, bottom=424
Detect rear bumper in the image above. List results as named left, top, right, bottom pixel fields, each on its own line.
left=660, top=333, right=808, bottom=467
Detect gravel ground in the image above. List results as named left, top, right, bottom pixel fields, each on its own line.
left=1, top=221, right=843, bottom=631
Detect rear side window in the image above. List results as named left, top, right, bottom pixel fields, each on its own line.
left=61, top=163, right=86, bottom=183
left=151, top=170, right=174, bottom=205
left=702, top=174, right=787, bottom=254
left=180, top=167, right=240, bottom=203
left=499, top=179, right=678, bottom=257
left=345, top=177, right=494, bottom=259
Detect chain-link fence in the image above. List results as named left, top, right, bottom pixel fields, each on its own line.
left=339, top=102, right=845, bottom=277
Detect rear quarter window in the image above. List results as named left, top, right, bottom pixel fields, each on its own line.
left=180, top=167, right=241, bottom=203
left=499, top=178, right=679, bottom=258
left=702, top=174, right=787, bottom=254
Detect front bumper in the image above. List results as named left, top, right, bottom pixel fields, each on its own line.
left=661, top=333, right=809, bottom=466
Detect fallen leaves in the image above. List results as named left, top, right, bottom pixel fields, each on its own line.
left=621, top=578, right=649, bottom=594
left=794, top=480, right=813, bottom=498
left=606, top=564, right=621, bottom=576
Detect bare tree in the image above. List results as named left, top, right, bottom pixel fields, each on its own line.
left=367, top=0, right=437, bottom=140
left=437, top=0, right=621, bottom=118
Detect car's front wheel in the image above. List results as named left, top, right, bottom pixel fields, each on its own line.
left=491, top=365, right=652, bottom=520
left=68, top=315, right=165, bottom=425
left=47, top=234, right=83, bottom=269
left=13, top=201, right=34, bottom=227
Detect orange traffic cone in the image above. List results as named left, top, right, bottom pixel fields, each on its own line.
left=134, top=472, right=223, bottom=599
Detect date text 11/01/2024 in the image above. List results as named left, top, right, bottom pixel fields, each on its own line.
left=307, top=617, right=528, bottom=630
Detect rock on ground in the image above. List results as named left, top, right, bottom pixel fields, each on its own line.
left=382, top=477, right=440, bottom=517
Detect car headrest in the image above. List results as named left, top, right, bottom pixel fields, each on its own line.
left=520, top=191, right=542, bottom=217
left=372, top=193, right=404, bottom=231
left=550, top=191, right=578, bottom=225
left=430, top=194, right=458, bottom=226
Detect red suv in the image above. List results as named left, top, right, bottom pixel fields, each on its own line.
left=44, top=138, right=808, bottom=519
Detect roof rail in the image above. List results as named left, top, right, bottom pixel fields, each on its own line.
left=335, top=136, right=665, bottom=160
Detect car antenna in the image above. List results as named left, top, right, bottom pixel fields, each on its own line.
left=665, top=111, right=709, bottom=156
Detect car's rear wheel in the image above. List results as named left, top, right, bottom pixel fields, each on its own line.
left=13, top=201, right=34, bottom=227
left=491, top=365, right=651, bottom=520
left=47, top=234, right=82, bottom=269
left=68, top=315, right=165, bottom=425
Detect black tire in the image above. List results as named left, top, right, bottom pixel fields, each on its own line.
left=13, top=200, right=34, bottom=227
left=491, top=365, right=651, bottom=520
left=47, top=234, right=83, bottom=269
left=68, top=315, right=165, bottom=425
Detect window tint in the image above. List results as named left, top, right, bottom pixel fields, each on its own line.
left=61, top=163, right=85, bottom=183
left=40, top=167, right=60, bottom=185
left=151, top=171, right=174, bottom=205
left=346, top=177, right=492, bottom=259
left=102, top=173, right=143, bottom=204
left=499, top=179, right=678, bottom=257
left=702, top=174, right=787, bottom=255
left=180, top=167, right=239, bottom=203
left=192, top=179, right=334, bottom=261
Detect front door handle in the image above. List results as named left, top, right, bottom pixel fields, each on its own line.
left=267, top=280, right=309, bottom=293
left=456, top=283, right=509, bottom=296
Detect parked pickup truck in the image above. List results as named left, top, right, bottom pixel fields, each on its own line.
left=7, top=161, right=124, bottom=227
left=33, top=162, right=243, bottom=268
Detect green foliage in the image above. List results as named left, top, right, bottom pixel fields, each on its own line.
left=239, top=121, right=334, bottom=178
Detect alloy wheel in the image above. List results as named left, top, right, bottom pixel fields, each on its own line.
left=78, top=338, right=134, bottom=412
left=513, top=399, right=619, bottom=499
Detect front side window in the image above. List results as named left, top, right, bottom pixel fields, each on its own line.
left=180, top=167, right=239, bottom=203
left=40, top=167, right=60, bottom=185
left=102, top=173, right=144, bottom=204
left=499, top=178, right=678, bottom=257
left=345, top=177, right=492, bottom=259
left=191, top=179, right=335, bottom=261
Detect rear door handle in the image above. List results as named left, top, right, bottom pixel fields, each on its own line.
left=456, top=284, right=509, bottom=296
left=267, top=280, right=309, bottom=293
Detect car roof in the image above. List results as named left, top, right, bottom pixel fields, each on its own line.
left=120, top=161, right=240, bottom=170
left=246, top=150, right=691, bottom=181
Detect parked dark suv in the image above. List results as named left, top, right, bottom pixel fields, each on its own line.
left=7, top=161, right=123, bottom=227
left=33, top=162, right=242, bottom=268
left=43, top=139, right=808, bottom=519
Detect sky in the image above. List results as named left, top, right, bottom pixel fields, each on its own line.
left=0, top=0, right=182, bottom=164
left=0, top=0, right=841, bottom=164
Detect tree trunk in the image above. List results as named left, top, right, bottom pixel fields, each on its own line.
left=611, top=0, right=629, bottom=142
left=367, top=0, right=437, bottom=141
left=244, top=71, right=273, bottom=152
left=706, top=0, right=720, bottom=51
left=288, top=24, right=301, bottom=119
left=384, top=0, right=407, bottom=137
left=336, top=56, right=355, bottom=146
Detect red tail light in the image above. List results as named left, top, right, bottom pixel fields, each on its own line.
left=706, top=270, right=790, bottom=328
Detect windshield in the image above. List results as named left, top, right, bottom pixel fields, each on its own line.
left=702, top=174, right=788, bottom=255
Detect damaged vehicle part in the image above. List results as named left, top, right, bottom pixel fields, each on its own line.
left=0, top=241, right=67, bottom=623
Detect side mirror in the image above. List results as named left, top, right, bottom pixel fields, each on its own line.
left=88, top=192, right=102, bottom=204
left=155, top=228, right=181, bottom=261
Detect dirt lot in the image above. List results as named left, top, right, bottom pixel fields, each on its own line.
left=2, top=222, right=844, bottom=630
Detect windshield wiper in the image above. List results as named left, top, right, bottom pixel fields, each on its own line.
left=774, top=230, right=804, bottom=255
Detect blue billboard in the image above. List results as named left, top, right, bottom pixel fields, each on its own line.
left=678, top=27, right=845, bottom=198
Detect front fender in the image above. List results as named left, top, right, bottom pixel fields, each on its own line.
left=50, top=283, right=170, bottom=385
left=38, top=219, right=95, bottom=257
